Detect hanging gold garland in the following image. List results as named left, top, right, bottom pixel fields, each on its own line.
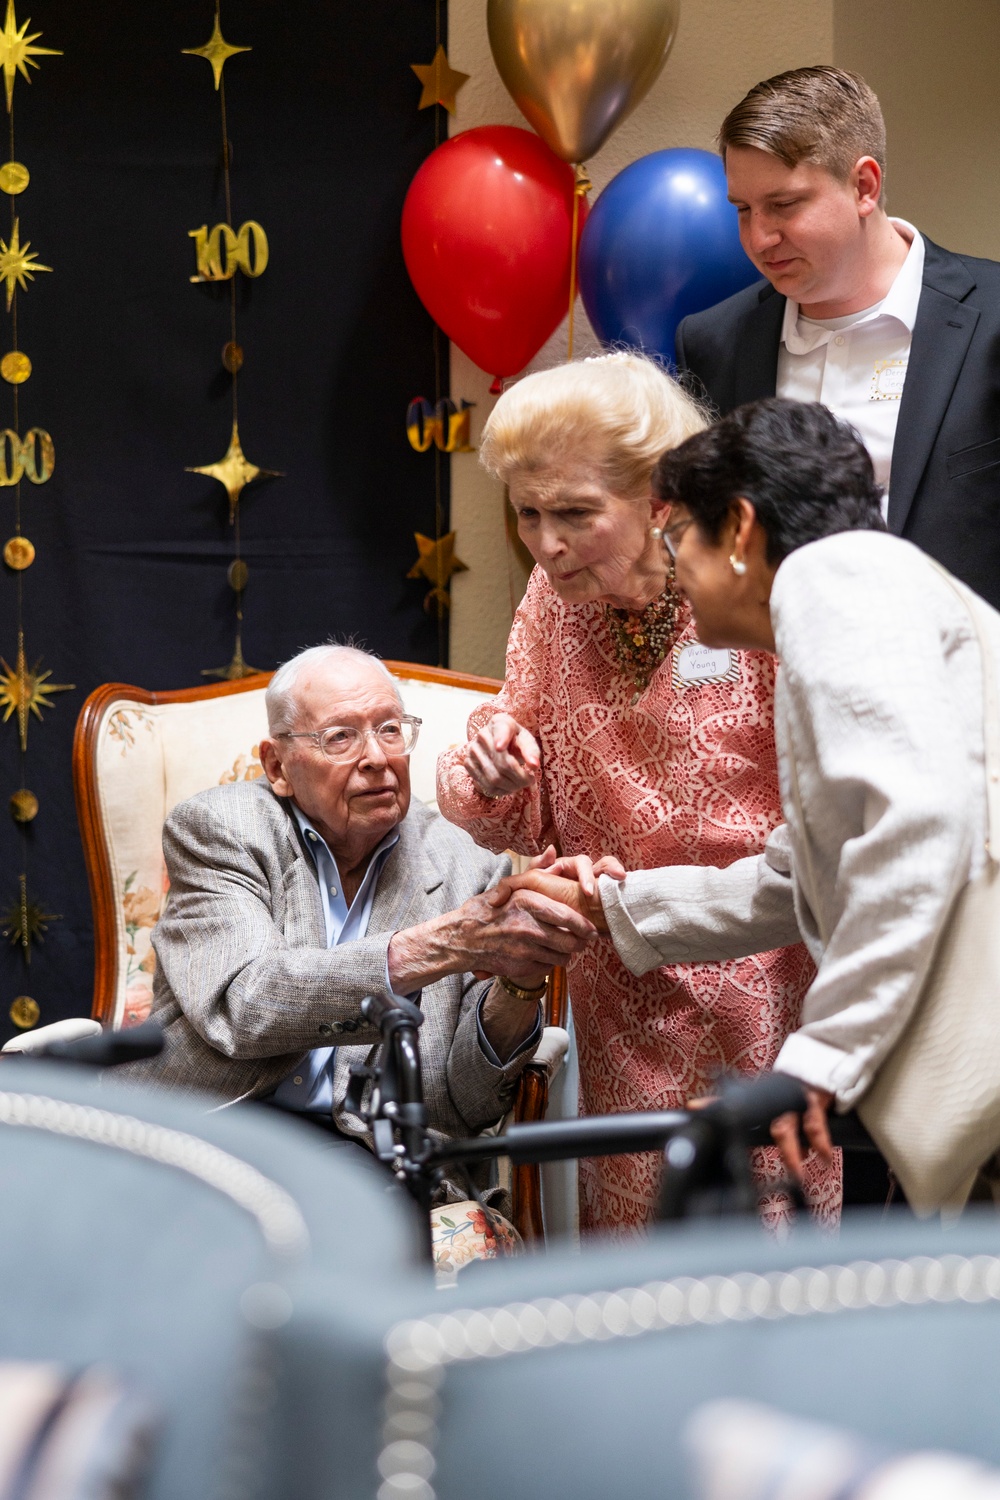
left=405, top=6, right=473, bottom=661
left=0, top=2, right=66, bottom=1030
left=183, top=2, right=281, bottom=681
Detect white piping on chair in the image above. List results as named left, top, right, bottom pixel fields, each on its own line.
left=377, top=1251, right=1000, bottom=1500
left=0, top=1091, right=310, bottom=1260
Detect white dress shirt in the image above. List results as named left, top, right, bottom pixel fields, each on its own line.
left=271, top=808, right=401, bottom=1115
left=775, top=219, right=924, bottom=515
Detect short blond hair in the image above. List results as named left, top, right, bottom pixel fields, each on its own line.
left=719, top=67, right=886, bottom=188
left=479, top=352, right=707, bottom=499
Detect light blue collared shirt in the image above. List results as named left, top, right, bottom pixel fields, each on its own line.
left=271, top=805, right=542, bottom=1119
left=271, top=807, right=401, bottom=1116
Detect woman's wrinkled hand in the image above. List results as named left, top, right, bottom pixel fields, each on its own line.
left=769, top=1086, right=834, bottom=1180
left=463, top=713, right=541, bottom=798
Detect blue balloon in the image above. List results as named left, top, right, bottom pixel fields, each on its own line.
left=578, top=147, right=759, bottom=364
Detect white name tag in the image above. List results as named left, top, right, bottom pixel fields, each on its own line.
left=672, top=642, right=740, bottom=689
left=869, top=358, right=907, bottom=401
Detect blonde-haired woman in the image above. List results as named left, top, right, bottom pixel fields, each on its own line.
left=437, top=353, right=840, bottom=1236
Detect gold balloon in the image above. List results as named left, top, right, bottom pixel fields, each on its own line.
left=487, top=0, right=680, bottom=163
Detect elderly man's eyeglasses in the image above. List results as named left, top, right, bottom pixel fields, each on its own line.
left=275, top=715, right=422, bottom=762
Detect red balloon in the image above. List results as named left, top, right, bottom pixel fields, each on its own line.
left=402, top=125, right=585, bottom=379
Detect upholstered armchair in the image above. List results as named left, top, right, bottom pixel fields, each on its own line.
left=66, top=664, right=568, bottom=1241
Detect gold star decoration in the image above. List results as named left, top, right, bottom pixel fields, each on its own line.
left=3, top=875, right=58, bottom=965
left=0, top=218, right=50, bottom=311
left=0, top=0, right=60, bottom=114
left=182, top=13, right=250, bottom=91
left=411, top=45, right=469, bottom=114
left=407, top=531, right=468, bottom=612
left=0, top=639, right=73, bottom=752
left=186, top=421, right=281, bottom=523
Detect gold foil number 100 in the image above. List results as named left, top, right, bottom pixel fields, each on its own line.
left=0, top=428, right=54, bottom=486
left=188, top=221, right=269, bottom=283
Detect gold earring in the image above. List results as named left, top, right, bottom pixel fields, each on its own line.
left=730, top=553, right=747, bottom=576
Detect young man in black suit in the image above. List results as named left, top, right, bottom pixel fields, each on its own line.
left=675, top=65, right=1000, bottom=610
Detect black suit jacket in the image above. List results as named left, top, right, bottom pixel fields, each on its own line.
left=675, top=236, right=1000, bottom=610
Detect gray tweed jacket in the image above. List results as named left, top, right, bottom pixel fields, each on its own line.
left=122, top=779, right=531, bottom=1147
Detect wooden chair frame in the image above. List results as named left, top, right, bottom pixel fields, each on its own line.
left=72, top=662, right=566, bottom=1243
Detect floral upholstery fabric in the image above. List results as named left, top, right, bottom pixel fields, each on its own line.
left=94, top=676, right=498, bottom=1030
left=430, top=1201, right=523, bottom=1285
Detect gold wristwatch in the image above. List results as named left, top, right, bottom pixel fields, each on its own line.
left=496, top=974, right=548, bottom=1003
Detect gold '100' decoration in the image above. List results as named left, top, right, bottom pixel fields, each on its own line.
left=0, top=2, right=65, bottom=1031
left=183, top=3, right=282, bottom=681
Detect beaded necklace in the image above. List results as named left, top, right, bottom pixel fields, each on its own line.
left=605, top=582, right=680, bottom=701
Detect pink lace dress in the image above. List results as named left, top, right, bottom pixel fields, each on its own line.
left=437, top=568, right=841, bottom=1236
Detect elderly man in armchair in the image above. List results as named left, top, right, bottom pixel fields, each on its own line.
left=123, top=644, right=595, bottom=1163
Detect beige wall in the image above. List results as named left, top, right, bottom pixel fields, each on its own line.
left=446, top=0, right=834, bottom=677
left=835, top=0, right=1000, bottom=260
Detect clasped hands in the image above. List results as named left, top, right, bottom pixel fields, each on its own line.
left=488, top=847, right=835, bottom=1183
left=462, top=721, right=833, bottom=1182
left=484, top=844, right=624, bottom=942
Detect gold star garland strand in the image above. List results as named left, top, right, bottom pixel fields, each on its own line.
left=182, top=13, right=249, bottom=91
left=183, top=3, right=281, bottom=681
left=407, top=2, right=472, bottom=661
left=407, top=531, right=468, bottom=613
left=0, top=215, right=49, bottom=308
left=2, top=873, right=57, bottom=965
left=0, top=4, right=63, bottom=1027
left=186, top=421, right=280, bottom=526
left=0, top=638, right=72, bottom=752
left=0, top=0, right=59, bottom=113
left=410, top=45, right=468, bottom=115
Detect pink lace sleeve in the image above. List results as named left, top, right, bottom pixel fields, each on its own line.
left=436, top=572, right=557, bottom=857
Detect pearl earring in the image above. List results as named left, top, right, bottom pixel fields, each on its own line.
left=730, top=553, right=747, bottom=576
left=650, top=525, right=663, bottom=540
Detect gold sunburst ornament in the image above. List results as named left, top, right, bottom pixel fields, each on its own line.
left=0, top=0, right=60, bottom=113
left=0, top=217, right=51, bottom=310
left=187, top=420, right=281, bottom=523
left=202, top=632, right=263, bottom=682
left=3, top=875, right=58, bottom=964
left=0, top=639, right=73, bottom=751
left=182, top=13, right=250, bottom=91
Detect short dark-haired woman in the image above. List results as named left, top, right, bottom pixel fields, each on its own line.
left=508, top=397, right=1000, bottom=1179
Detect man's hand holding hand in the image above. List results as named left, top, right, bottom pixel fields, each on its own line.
left=485, top=846, right=625, bottom=936
left=386, top=877, right=595, bottom=994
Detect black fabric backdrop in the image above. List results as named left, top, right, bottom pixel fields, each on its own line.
left=0, top=0, right=448, bottom=1036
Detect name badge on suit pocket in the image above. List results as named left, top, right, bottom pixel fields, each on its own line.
left=672, top=641, right=741, bottom=689
left=869, top=358, right=907, bottom=401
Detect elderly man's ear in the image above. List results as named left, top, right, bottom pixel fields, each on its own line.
left=259, top=738, right=293, bottom=797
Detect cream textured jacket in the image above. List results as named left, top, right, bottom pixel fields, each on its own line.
left=602, top=531, right=1000, bottom=1109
